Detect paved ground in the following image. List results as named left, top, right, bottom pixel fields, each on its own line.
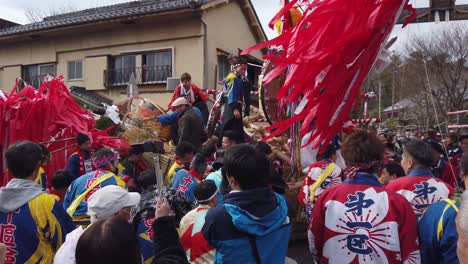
left=287, top=239, right=315, bottom=264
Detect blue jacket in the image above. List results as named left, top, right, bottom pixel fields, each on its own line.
left=159, top=107, right=205, bottom=127
left=35, top=166, right=47, bottom=190
left=136, top=216, right=156, bottom=264
left=202, top=187, right=292, bottom=264
left=418, top=199, right=459, bottom=264
left=223, top=73, right=243, bottom=105
left=159, top=111, right=178, bottom=126
left=170, top=169, right=201, bottom=204
left=66, top=151, right=93, bottom=180
left=63, top=170, right=126, bottom=225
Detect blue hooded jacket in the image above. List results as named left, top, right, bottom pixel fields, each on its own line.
left=202, top=187, right=292, bottom=264
left=418, top=199, right=460, bottom=264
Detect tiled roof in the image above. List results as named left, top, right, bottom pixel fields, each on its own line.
left=70, top=86, right=113, bottom=114
left=0, top=18, right=19, bottom=30
left=0, top=0, right=209, bottom=37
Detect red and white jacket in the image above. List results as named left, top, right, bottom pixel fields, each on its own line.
left=298, top=160, right=342, bottom=220
left=311, top=173, right=420, bottom=264
left=180, top=205, right=214, bottom=263
left=386, top=168, right=455, bottom=219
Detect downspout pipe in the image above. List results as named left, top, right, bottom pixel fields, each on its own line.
left=200, top=18, right=208, bottom=89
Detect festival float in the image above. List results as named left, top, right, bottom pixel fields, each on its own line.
left=117, top=96, right=175, bottom=177
left=241, top=0, right=416, bottom=238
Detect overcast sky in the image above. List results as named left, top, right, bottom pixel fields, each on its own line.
left=0, top=0, right=467, bottom=52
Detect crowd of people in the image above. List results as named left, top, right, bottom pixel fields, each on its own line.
left=0, top=133, right=291, bottom=264
left=296, top=127, right=468, bottom=263
left=3, top=54, right=468, bottom=264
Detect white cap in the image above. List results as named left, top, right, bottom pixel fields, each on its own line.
left=87, top=185, right=141, bottom=219
left=171, top=97, right=188, bottom=108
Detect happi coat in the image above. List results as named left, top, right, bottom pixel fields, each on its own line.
left=310, top=173, right=420, bottom=264
left=386, top=168, right=455, bottom=219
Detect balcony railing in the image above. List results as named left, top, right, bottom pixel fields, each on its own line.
left=104, top=66, right=172, bottom=87
left=23, top=74, right=54, bottom=89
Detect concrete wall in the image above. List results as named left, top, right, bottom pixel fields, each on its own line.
left=203, top=1, right=263, bottom=90
left=0, top=3, right=264, bottom=108
left=52, top=35, right=204, bottom=89
left=0, top=16, right=204, bottom=101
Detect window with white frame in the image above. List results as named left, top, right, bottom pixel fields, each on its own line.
left=68, top=60, right=83, bottom=80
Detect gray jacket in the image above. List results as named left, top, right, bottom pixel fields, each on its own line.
left=0, top=178, right=44, bottom=213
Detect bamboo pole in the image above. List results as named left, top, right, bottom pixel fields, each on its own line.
left=39, top=137, right=77, bottom=145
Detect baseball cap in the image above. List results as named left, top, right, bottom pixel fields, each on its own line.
left=171, top=97, right=188, bottom=108
left=88, top=185, right=141, bottom=219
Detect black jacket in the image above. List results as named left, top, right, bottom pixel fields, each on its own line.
left=152, top=216, right=189, bottom=264
left=178, top=106, right=204, bottom=150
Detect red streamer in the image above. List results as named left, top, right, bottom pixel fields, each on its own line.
left=243, top=0, right=415, bottom=150
left=0, top=77, right=130, bottom=187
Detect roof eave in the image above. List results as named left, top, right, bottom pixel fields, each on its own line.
left=0, top=7, right=194, bottom=41
left=244, top=0, right=268, bottom=42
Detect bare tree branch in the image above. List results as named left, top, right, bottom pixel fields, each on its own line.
left=400, top=25, right=468, bottom=129
left=24, top=1, right=78, bottom=23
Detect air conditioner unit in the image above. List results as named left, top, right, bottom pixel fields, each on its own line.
left=166, top=77, right=180, bottom=91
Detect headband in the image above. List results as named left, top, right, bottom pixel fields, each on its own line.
left=234, top=63, right=248, bottom=68
left=196, top=190, right=218, bottom=203
left=344, top=160, right=381, bottom=179
left=93, top=152, right=120, bottom=169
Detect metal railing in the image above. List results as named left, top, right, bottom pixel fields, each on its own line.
left=104, top=66, right=172, bottom=86
left=23, top=75, right=53, bottom=89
